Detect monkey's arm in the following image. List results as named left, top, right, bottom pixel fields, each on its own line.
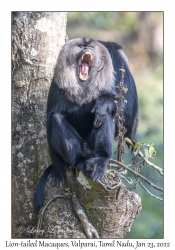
left=76, top=112, right=115, bottom=182
left=91, top=95, right=116, bottom=128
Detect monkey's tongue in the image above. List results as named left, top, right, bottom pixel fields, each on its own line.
left=79, top=63, right=89, bottom=81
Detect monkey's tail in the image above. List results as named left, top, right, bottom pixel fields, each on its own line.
left=34, top=164, right=53, bottom=215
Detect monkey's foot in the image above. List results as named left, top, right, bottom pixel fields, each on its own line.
left=47, top=171, right=66, bottom=187
left=76, top=157, right=107, bottom=182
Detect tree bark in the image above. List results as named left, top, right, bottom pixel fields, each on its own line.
left=12, top=11, right=142, bottom=239
left=67, top=170, right=142, bottom=238
left=12, top=11, right=67, bottom=238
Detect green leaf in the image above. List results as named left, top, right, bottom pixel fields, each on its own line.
left=134, top=141, right=147, bottom=150
left=148, top=145, right=156, bottom=158
left=151, top=143, right=159, bottom=149
left=134, top=142, right=142, bottom=149
left=144, top=148, right=149, bottom=159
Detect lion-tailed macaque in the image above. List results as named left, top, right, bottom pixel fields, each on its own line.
left=34, top=38, right=138, bottom=214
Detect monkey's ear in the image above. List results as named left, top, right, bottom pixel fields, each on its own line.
left=65, top=35, right=69, bottom=43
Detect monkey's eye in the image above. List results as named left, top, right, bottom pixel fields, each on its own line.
left=78, top=52, right=93, bottom=82
left=88, top=46, right=94, bottom=49
left=78, top=45, right=85, bottom=48
left=78, top=45, right=94, bottom=50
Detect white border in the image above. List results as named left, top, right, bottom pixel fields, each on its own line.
left=1, top=1, right=174, bottom=249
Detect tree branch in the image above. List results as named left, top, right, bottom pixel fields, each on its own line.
left=72, top=194, right=99, bottom=238
left=124, top=137, right=163, bottom=176
left=109, top=159, right=163, bottom=193
left=137, top=179, right=163, bottom=201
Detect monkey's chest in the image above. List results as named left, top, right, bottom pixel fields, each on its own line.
left=65, top=109, right=95, bottom=138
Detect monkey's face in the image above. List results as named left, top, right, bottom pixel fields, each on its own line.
left=57, top=38, right=113, bottom=86
left=54, top=38, right=115, bottom=105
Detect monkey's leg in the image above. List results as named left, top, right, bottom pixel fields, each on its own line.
left=49, top=113, right=87, bottom=168
left=76, top=113, right=115, bottom=181
left=47, top=151, right=67, bottom=185
left=34, top=114, right=87, bottom=214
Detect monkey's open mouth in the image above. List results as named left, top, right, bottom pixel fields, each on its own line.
left=78, top=52, right=93, bottom=82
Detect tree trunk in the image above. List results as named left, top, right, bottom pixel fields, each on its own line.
left=12, top=11, right=67, bottom=238
left=12, top=11, right=142, bottom=239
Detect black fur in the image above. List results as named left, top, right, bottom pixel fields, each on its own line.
left=34, top=38, right=138, bottom=214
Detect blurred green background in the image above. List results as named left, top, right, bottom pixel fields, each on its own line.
left=67, top=12, right=163, bottom=239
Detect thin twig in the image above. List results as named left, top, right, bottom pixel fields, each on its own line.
left=138, top=179, right=163, bottom=201
left=36, top=195, right=67, bottom=233
left=109, top=159, right=163, bottom=192
left=124, top=137, right=163, bottom=176
left=98, top=177, right=121, bottom=191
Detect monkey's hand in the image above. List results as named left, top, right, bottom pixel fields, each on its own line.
left=92, top=96, right=115, bottom=128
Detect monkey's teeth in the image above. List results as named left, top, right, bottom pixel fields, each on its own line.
left=78, top=52, right=92, bottom=81
left=81, top=52, right=92, bottom=61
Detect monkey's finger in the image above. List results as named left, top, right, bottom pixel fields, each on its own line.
left=47, top=172, right=52, bottom=181
left=93, top=121, right=98, bottom=128
left=86, top=163, right=93, bottom=171
left=61, top=176, right=67, bottom=186
left=91, top=107, right=95, bottom=113
left=94, top=114, right=105, bottom=128
left=55, top=178, right=60, bottom=187
left=94, top=116, right=101, bottom=128
left=51, top=176, right=60, bottom=187
left=92, top=169, right=105, bottom=182
left=86, top=166, right=93, bottom=171
left=85, top=158, right=95, bottom=171
left=52, top=177, right=56, bottom=186
left=91, top=165, right=98, bottom=179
